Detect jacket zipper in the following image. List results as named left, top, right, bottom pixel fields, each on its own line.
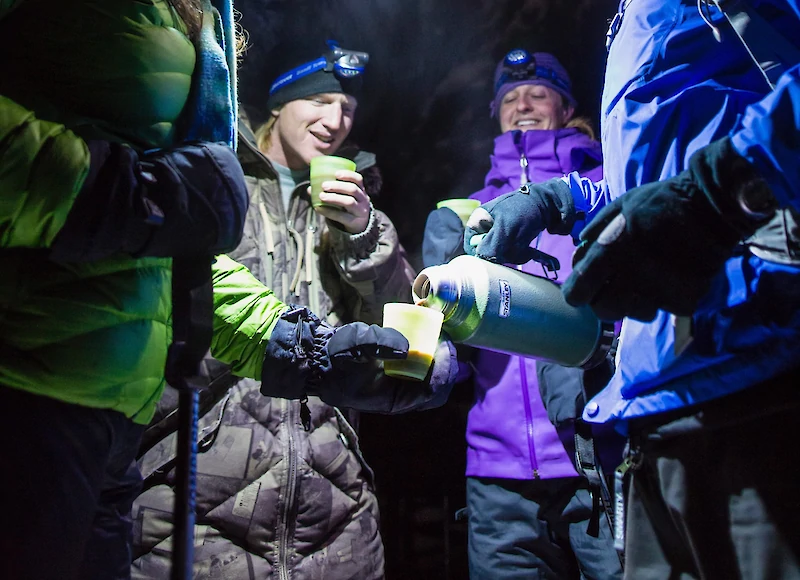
left=519, top=153, right=530, bottom=187
left=518, top=356, right=540, bottom=479
left=277, top=399, right=299, bottom=580
left=307, top=213, right=322, bottom=316
left=257, top=198, right=275, bottom=290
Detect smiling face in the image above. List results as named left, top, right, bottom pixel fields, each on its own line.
left=498, top=84, right=574, bottom=133
left=266, top=92, right=358, bottom=169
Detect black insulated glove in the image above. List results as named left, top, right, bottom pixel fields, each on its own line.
left=50, top=140, right=248, bottom=262
left=260, top=307, right=459, bottom=413
left=563, top=137, right=777, bottom=322
left=422, top=206, right=466, bottom=267
left=319, top=332, right=460, bottom=414
left=260, top=307, right=408, bottom=400
left=464, top=178, right=576, bottom=264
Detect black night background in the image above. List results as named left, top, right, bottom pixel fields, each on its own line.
left=237, top=0, right=618, bottom=263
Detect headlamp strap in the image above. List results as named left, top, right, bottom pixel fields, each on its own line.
left=269, top=57, right=327, bottom=95
left=269, top=44, right=370, bottom=95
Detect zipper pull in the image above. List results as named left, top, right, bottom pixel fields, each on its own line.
left=520, top=154, right=529, bottom=187
left=299, top=396, right=311, bottom=431
left=613, top=446, right=641, bottom=553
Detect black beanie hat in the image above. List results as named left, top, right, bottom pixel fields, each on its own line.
left=266, top=42, right=369, bottom=111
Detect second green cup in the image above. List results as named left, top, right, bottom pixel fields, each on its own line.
left=436, top=198, right=481, bottom=225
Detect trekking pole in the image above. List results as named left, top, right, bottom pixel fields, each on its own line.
left=165, top=257, right=215, bottom=580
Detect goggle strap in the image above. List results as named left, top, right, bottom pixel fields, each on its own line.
left=494, top=65, right=570, bottom=94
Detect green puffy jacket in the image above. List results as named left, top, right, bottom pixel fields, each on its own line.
left=0, top=0, right=195, bottom=424
left=210, top=254, right=288, bottom=380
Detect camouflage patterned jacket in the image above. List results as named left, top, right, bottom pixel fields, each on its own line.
left=131, top=126, right=416, bottom=579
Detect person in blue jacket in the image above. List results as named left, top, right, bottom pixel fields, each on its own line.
left=464, top=1, right=800, bottom=577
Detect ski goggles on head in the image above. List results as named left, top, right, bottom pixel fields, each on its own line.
left=269, top=41, right=370, bottom=95
left=493, top=49, right=571, bottom=95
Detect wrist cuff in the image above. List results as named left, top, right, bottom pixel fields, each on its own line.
left=329, top=202, right=381, bottom=257
left=539, top=177, right=577, bottom=235
left=260, top=306, right=333, bottom=399
left=692, top=137, right=777, bottom=238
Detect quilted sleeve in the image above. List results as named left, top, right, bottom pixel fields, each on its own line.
left=326, top=208, right=417, bottom=324
left=0, top=94, right=90, bottom=248
left=211, top=254, right=289, bottom=380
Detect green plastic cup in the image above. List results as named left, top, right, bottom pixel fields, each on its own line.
left=436, top=198, right=481, bottom=225
left=309, top=155, right=357, bottom=208
left=382, top=303, right=444, bottom=381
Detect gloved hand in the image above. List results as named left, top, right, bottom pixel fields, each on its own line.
left=324, top=337, right=460, bottom=414
left=260, top=307, right=459, bottom=413
left=51, top=140, right=248, bottom=262
left=260, top=306, right=408, bottom=400
left=464, top=178, right=576, bottom=264
left=562, top=137, right=777, bottom=322
left=422, top=206, right=465, bottom=267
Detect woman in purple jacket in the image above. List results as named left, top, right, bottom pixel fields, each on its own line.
left=423, top=51, right=621, bottom=579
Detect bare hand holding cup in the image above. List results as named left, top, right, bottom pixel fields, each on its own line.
left=309, top=155, right=371, bottom=234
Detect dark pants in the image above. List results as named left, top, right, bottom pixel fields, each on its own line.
left=0, top=386, right=146, bottom=580
left=467, top=476, right=623, bottom=580
left=624, top=370, right=800, bottom=580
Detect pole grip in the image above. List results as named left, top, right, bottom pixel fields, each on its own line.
left=166, top=257, right=214, bottom=580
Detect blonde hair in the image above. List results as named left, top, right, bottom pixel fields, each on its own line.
left=171, top=0, right=248, bottom=57
left=552, top=91, right=596, bottom=140
left=565, top=116, right=597, bottom=141
left=254, top=109, right=281, bottom=154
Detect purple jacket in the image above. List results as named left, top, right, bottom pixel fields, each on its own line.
left=466, top=128, right=603, bottom=480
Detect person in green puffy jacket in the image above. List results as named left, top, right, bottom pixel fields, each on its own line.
left=0, top=1, right=251, bottom=578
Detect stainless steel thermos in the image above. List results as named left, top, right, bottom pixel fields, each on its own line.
left=412, top=255, right=614, bottom=368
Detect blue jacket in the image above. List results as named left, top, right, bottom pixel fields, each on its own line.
left=566, top=0, right=800, bottom=429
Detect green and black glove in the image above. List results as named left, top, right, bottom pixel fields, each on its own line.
left=562, top=137, right=777, bottom=322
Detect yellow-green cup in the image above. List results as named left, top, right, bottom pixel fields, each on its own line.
left=309, top=155, right=357, bottom=208
left=382, top=303, right=444, bottom=381
left=437, top=198, right=481, bottom=225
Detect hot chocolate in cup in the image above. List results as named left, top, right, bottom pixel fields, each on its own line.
left=382, top=303, right=444, bottom=381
